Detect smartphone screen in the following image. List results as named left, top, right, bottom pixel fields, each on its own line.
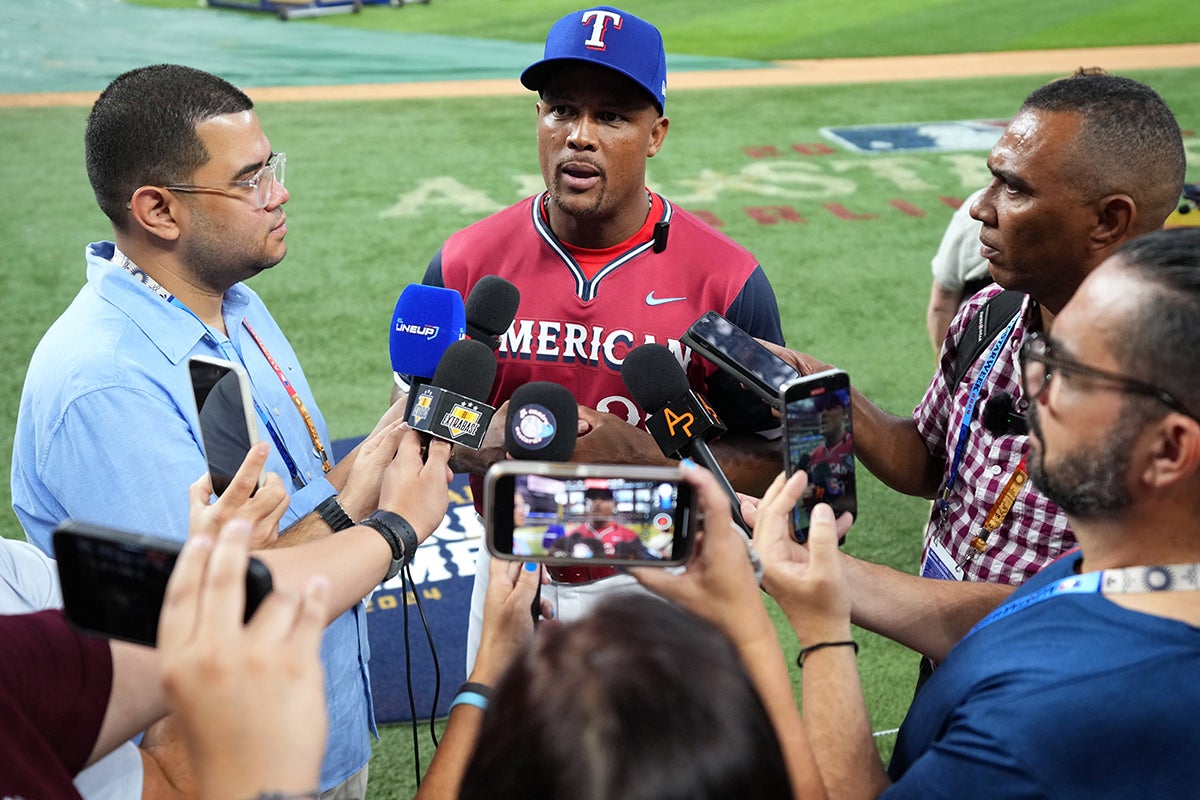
left=188, top=356, right=261, bottom=496
left=486, top=464, right=696, bottom=566
left=682, top=311, right=800, bottom=408
left=781, top=370, right=856, bottom=543
left=53, top=520, right=272, bottom=647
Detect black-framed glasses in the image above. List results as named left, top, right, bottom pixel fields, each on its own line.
left=164, top=151, right=286, bottom=209
left=1019, top=335, right=1195, bottom=418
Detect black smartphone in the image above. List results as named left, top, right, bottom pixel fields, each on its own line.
left=780, top=369, right=856, bottom=543
left=188, top=355, right=263, bottom=496
left=484, top=462, right=697, bottom=567
left=53, top=519, right=273, bottom=648
left=681, top=311, right=800, bottom=409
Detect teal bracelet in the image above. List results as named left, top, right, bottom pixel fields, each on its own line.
left=450, top=681, right=493, bottom=711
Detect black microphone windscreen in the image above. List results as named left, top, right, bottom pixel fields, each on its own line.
left=621, top=343, right=690, bottom=414
left=506, top=382, right=578, bottom=462
left=431, top=339, right=498, bottom=402
left=465, top=275, right=521, bottom=338
left=982, top=392, right=1026, bottom=436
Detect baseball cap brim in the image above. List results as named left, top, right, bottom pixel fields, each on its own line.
left=521, top=58, right=662, bottom=112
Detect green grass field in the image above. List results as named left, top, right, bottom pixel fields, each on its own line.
left=3, top=1, right=1198, bottom=797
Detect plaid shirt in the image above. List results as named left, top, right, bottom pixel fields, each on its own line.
left=914, top=285, right=1075, bottom=585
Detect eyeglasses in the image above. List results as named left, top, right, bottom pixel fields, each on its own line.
left=1019, top=335, right=1195, bottom=418
left=164, top=152, right=286, bottom=209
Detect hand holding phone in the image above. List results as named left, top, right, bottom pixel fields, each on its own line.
left=189, top=356, right=264, bottom=496
left=780, top=370, right=856, bottom=543
left=484, top=462, right=697, bottom=567
left=54, top=520, right=272, bottom=647
left=681, top=311, right=800, bottom=409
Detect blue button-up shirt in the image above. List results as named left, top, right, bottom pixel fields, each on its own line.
left=13, top=242, right=373, bottom=790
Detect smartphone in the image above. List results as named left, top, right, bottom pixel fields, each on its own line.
left=681, top=311, right=800, bottom=409
left=484, top=462, right=697, bottom=567
left=188, top=355, right=263, bottom=496
left=53, top=519, right=273, bottom=647
left=780, top=369, right=856, bottom=543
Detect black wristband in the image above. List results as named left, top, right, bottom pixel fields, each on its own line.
left=359, top=510, right=419, bottom=581
left=315, top=495, right=354, bottom=532
left=796, top=640, right=858, bottom=668
left=457, top=681, right=494, bottom=700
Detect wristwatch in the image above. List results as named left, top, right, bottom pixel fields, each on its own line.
left=359, top=510, right=419, bottom=581
left=315, top=495, right=354, bottom=532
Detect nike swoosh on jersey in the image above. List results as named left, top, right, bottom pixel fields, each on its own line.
left=645, top=291, right=687, bottom=306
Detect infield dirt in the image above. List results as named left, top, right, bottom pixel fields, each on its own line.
left=3, top=43, right=1198, bottom=108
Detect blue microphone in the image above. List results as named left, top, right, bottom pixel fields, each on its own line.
left=389, top=284, right=466, bottom=416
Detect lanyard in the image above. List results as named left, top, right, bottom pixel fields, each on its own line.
left=113, top=250, right=331, bottom=485
left=966, top=561, right=1200, bottom=640
left=961, top=455, right=1028, bottom=564
left=241, top=320, right=332, bottom=475
left=938, top=314, right=1021, bottom=514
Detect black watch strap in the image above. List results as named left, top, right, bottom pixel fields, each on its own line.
left=360, top=510, right=418, bottom=581
left=316, top=495, right=354, bottom=532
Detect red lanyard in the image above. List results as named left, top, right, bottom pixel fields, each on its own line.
left=242, top=320, right=332, bottom=475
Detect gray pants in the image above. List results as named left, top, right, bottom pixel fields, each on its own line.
left=320, top=764, right=369, bottom=800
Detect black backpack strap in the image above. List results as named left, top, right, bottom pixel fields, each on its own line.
left=949, top=290, right=1025, bottom=387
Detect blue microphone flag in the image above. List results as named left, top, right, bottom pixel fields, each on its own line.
left=389, top=284, right=466, bottom=379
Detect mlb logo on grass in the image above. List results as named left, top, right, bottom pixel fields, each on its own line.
left=821, top=119, right=1008, bottom=153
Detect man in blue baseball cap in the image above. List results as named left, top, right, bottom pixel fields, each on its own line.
left=420, top=7, right=788, bottom=666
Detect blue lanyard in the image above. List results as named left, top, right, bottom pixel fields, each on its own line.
left=938, top=314, right=1020, bottom=513
left=966, top=569, right=1101, bottom=639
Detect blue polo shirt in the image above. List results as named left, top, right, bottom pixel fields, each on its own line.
left=12, top=241, right=373, bottom=790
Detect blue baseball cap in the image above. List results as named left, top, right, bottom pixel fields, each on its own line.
left=520, top=6, right=667, bottom=113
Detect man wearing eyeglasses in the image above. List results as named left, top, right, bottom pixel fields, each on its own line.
left=769, top=74, right=1186, bottom=594
left=749, top=226, right=1200, bottom=798
left=12, top=65, right=395, bottom=798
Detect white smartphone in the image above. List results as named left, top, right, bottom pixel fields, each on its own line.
left=188, top=355, right=264, bottom=496
left=483, top=461, right=697, bottom=567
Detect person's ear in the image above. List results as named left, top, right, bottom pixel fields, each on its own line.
left=1139, top=413, right=1200, bottom=491
left=127, top=186, right=184, bottom=242
left=646, top=115, right=669, bottom=158
left=1090, top=193, right=1135, bottom=252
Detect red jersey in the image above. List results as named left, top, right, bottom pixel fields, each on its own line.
left=429, top=191, right=782, bottom=430
left=810, top=432, right=854, bottom=472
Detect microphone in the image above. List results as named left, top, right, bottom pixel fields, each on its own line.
left=464, top=275, right=521, bottom=352
left=390, top=284, right=466, bottom=415
left=622, top=344, right=726, bottom=457
left=620, top=344, right=750, bottom=534
left=503, top=381, right=579, bottom=619
left=407, top=339, right=498, bottom=450
left=505, top=382, right=578, bottom=463
left=982, top=392, right=1027, bottom=436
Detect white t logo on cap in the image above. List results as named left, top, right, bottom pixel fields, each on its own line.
left=582, top=9, right=622, bottom=49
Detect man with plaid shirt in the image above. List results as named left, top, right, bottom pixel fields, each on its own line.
left=771, top=74, right=1185, bottom=594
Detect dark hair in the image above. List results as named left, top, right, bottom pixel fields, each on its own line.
left=85, top=64, right=254, bottom=228
left=1020, top=74, right=1185, bottom=231
left=460, top=595, right=792, bottom=800
left=1109, top=228, right=1200, bottom=417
